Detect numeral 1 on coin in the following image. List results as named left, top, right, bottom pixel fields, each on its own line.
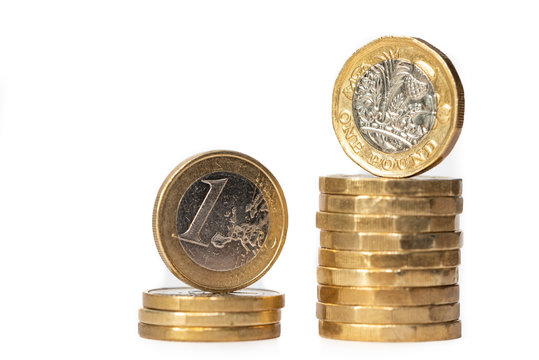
left=178, top=178, right=228, bottom=247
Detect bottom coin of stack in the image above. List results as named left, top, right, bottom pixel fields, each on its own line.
left=316, top=175, right=463, bottom=342
left=139, top=288, right=284, bottom=342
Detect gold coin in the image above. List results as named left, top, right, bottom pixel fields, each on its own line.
left=143, top=288, right=285, bottom=312
left=318, top=284, right=459, bottom=306
left=139, top=322, right=280, bottom=342
left=316, top=212, right=459, bottom=232
left=318, top=248, right=460, bottom=269
left=320, top=175, right=461, bottom=196
left=320, top=231, right=462, bottom=251
left=153, top=150, right=288, bottom=292
left=139, top=308, right=281, bottom=327
left=332, top=36, right=464, bottom=178
left=319, top=194, right=463, bottom=215
left=319, top=320, right=461, bottom=342
left=317, top=266, right=458, bottom=287
left=316, top=302, right=459, bottom=324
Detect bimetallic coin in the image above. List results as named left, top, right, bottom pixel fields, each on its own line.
left=316, top=302, right=459, bottom=324
left=319, top=194, right=463, bottom=215
left=319, top=320, right=461, bottom=342
left=317, top=266, right=458, bottom=287
left=139, top=322, right=280, bottom=342
left=320, top=231, right=462, bottom=251
left=139, top=308, right=281, bottom=327
left=320, top=175, right=462, bottom=196
left=318, top=248, right=460, bottom=269
left=332, top=36, right=464, bottom=178
left=316, top=212, right=459, bottom=233
left=143, top=288, right=285, bottom=312
left=317, top=285, right=459, bottom=306
left=153, top=151, right=287, bottom=292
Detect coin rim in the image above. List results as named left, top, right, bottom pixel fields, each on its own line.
left=332, top=36, right=464, bottom=178
left=139, top=308, right=281, bottom=327
left=143, top=287, right=285, bottom=312
left=152, top=150, right=288, bottom=292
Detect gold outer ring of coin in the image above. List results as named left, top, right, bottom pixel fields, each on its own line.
left=139, top=308, right=281, bottom=327
left=317, top=284, right=459, bottom=306
left=320, top=230, right=462, bottom=251
left=153, top=150, right=288, bottom=292
left=320, top=175, right=462, bottom=196
left=317, top=266, right=458, bottom=287
left=319, top=320, right=461, bottom=342
left=316, top=212, right=459, bottom=233
left=143, top=288, right=285, bottom=312
left=139, top=322, right=280, bottom=342
left=318, top=248, right=460, bottom=269
left=316, top=302, right=459, bottom=324
left=332, top=36, right=464, bottom=178
left=319, top=194, right=463, bottom=215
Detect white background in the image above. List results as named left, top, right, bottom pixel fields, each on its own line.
left=1, top=1, right=537, bottom=358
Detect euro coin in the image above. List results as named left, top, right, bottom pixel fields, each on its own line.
left=319, top=320, right=461, bottom=342
left=332, top=36, right=464, bottom=178
left=319, top=194, right=463, bottom=215
left=139, top=308, right=281, bottom=327
left=320, top=231, right=462, bottom=251
left=316, top=212, right=459, bottom=232
left=138, top=322, right=280, bottom=342
left=317, top=284, right=459, bottom=306
left=320, top=175, right=461, bottom=196
left=153, top=150, right=288, bottom=292
left=143, top=288, right=285, bottom=312
left=318, top=248, right=460, bottom=269
left=316, top=302, right=459, bottom=324
left=317, top=266, right=458, bottom=287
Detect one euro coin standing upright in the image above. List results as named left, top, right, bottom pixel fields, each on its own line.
left=153, top=151, right=288, bottom=292
left=332, top=36, right=464, bottom=177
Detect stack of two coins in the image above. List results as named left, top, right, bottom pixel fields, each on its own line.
left=316, top=175, right=463, bottom=342
left=139, top=288, right=284, bottom=342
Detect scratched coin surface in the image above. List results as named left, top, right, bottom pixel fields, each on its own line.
left=332, top=36, right=464, bottom=177
left=153, top=151, right=288, bottom=292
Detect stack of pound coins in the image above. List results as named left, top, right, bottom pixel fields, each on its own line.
left=138, top=288, right=284, bottom=342
left=316, top=175, right=463, bottom=342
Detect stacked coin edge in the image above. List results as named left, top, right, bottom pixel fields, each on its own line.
left=316, top=176, right=463, bottom=342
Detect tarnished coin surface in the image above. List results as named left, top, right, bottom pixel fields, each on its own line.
left=317, top=266, right=458, bottom=287
left=332, top=36, right=464, bottom=177
left=319, top=194, right=463, bottom=215
left=320, top=175, right=462, bottom=196
left=319, top=320, right=461, bottom=342
left=316, top=302, right=459, bottom=324
left=139, top=308, right=281, bottom=327
left=318, top=248, right=460, bottom=269
left=153, top=151, right=288, bottom=292
left=316, top=212, right=459, bottom=233
left=139, top=322, right=280, bottom=342
left=317, top=285, right=459, bottom=306
left=320, top=231, right=462, bottom=251
left=143, top=288, right=285, bottom=312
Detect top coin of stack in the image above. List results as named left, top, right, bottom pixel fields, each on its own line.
left=316, top=175, right=463, bottom=342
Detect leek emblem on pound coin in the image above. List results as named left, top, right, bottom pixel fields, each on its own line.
left=153, top=151, right=288, bottom=292
left=333, top=36, right=464, bottom=177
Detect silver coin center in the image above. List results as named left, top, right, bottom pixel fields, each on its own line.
left=176, top=172, right=269, bottom=272
left=352, top=59, right=437, bottom=153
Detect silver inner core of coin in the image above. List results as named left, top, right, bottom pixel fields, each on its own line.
left=353, top=59, right=437, bottom=153
left=176, top=171, right=268, bottom=272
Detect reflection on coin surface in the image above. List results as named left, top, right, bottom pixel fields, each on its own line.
left=332, top=36, right=464, bottom=177
left=143, top=287, right=285, bottom=312
left=153, top=151, right=287, bottom=292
